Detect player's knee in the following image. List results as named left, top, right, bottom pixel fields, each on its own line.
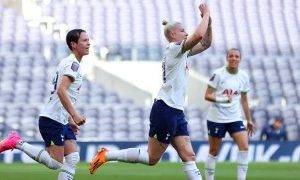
left=65, top=152, right=80, bottom=168
left=238, top=142, right=249, bottom=152
left=148, top=157, right=160, bottom=166
left=209, top=148, right=219, bottom=157
left=239, top=146, right=248, bottom=151
left=180, top=152, right=196, bottom=162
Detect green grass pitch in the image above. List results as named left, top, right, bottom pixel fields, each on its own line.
left=0, top=162, right=299, bottom=180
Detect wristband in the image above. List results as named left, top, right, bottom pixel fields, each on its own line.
left=215, top=97, right=230, bottom=103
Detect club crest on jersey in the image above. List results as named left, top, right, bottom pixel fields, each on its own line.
left=71, top=62, right=79, bottom=72
left=209, top=74, right=216, bottom=81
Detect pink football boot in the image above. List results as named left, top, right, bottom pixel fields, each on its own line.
left=0, top=131, right=22, bottom=153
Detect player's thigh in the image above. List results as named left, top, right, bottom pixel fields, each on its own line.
left=148, top=137, right=168, bottom=164
left=231, top=131, right=248, bottom=151
left=39, top=116, right=65, bottom=163
left=64, top=140, right=77, bottom=156
left=207, top=120, right=227, bottom=139
left=228, top=121, right=248, bottom=150
left=46, top=145, right=64, bottom=163
left=64, top=124, right=78, bottom=156
left=149, top=100, right=177, bottom=144
left=171, top=135, right=195, bottom=162
left=206, top=120, right=225, bottom=156
left=208, top=136, right=222, bottom=156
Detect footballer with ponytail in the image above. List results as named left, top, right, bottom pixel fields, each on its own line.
left=162, top=4, right=212, bottom=56
left=89, top=4, right=212, bottom=180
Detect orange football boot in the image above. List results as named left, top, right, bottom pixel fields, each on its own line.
left=89, top=148, right=108, bottom=174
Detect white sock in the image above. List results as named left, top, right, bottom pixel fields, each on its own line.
left=182, top=161, right=202, bottom=180
left=16, top=141, right=62, bottom=169
left=106, top=148, right=149, bottom=165
left=237, top=151, right=248, bottom=180
left=205, top=154, right=217, bottom=180
left=58, top=152, right=80, bottom=180
left=58, top=163, right=75, bottom=180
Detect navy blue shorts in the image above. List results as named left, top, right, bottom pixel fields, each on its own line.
left=207, top=120, right=246, bottom=138
left=149, top=99, right=189, bottom=144
left=39, top=116, right=76, bottom=147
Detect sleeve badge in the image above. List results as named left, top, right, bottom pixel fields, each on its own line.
left=209, top=74, right=216, bottom=81
left=71, top=62, right=79, bottom=72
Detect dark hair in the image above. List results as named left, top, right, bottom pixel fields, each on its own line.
left=66, top=29, right=86, bottom=50
left=226, top=48, right=241, bottom=58
left=274, top=116, right=283, bottom=122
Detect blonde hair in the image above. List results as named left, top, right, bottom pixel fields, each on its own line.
left=162, top=20, right=180, bottom=42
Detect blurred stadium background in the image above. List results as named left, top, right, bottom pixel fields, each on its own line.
left=0, top=0, right=299, bottom=179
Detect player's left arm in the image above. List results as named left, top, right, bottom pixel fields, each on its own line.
left=188, top=17, right=212, bottom=57
left=241, top=92, right=255, bottom=136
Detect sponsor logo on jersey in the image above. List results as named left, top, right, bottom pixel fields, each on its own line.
left=71, top=62, right=80, bottom=72
left=222, top=89, right=239, bottom=96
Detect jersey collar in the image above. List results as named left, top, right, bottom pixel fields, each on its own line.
left=69, top=53, right=80, bottom=63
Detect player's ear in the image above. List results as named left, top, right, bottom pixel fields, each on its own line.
left=70, top=41, right=77, bottom=50
left=169, top=31, right=176, bottom=40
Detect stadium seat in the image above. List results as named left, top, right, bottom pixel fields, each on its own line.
left=0, top=0, right=299, bottom=140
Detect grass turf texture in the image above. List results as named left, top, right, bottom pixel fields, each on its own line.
left=0, top=162, right=299, bottom=180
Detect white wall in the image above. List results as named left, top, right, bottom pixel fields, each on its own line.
left=92, top=60, right=210, bottom=109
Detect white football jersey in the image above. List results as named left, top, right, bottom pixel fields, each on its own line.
left=40, top=54, right=83, bottom=125
left=156, top=41, right=190, bottom=110
left=206, top=66, right=250, bottom=123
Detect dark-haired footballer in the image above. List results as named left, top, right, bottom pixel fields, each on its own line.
left=0, top=29, right=89, bottom=180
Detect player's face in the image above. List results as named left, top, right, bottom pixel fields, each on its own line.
left=273, top=120, right=282, bottom=130
left=226, top=50, right=241, bottom=69
left=73, top=32, right=90, bottom=56
left=171, top=24, right=188, bottom=42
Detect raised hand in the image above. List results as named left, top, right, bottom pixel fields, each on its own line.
left=199, top=3, right=210, bottom=17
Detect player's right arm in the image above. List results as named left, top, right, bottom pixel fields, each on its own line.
left=204, top=72, right=231, bottom=103
left=57, top=75, right=86, bottom=125
left=181, top=4, right=210, bottom=53
left=204, top=85, right=231, bottom=103
left=188, top=17, right=212, bottom=56
left=204, top=85, right=217, bottom=102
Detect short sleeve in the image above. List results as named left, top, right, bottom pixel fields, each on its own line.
left=62, top=61, right=79, bottom=80
left=208, top=71, right=219, bottom=89
left=241, top=74, right=250, bottom=93
left=168, top=40, right=185, bottom=57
